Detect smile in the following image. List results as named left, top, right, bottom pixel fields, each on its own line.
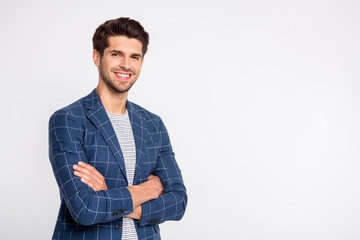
left=114, top=72, right=132, bottom=80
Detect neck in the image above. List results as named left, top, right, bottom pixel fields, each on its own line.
left=96, top=82, right=128, bottom=114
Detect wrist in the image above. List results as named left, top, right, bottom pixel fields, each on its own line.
left=126, top=185, right=153, bottom=208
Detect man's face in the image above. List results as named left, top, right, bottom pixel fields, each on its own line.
left=94, top=35, right=144, bottom=94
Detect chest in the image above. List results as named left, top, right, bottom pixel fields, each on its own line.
left=81, top=121, right=160, bottom=186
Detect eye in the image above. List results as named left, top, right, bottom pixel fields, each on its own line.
left=111, top=53, right=119, bottom=57
left=132, top=56, right=140, bottom=60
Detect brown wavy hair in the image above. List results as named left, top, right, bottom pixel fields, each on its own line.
left=92, top=17, right=149, bottom=57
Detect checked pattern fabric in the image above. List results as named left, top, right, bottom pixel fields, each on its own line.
left=48, top=89, right=187, bottom=240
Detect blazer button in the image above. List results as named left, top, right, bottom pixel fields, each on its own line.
left=120, top=209, right=125, bottom=214
left=115, top=224, right=121, bottom=230
left=113, top=212, right=117, bottom=216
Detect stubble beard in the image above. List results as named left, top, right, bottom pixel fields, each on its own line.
left=99, top=62, right=137, bottom=94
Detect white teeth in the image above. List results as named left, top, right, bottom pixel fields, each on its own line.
left=116, top=73, right=130, bottom=78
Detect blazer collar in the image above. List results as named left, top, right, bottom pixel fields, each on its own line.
left=84, top=89, right=148, bottom=184
left=126, top=99, right=148, bottom=184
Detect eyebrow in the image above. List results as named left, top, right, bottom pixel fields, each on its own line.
left=109, top=50, right=142, bottom=58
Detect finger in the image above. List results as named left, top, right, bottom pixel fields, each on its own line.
left=74, top=170, right=80, bottom=177
left=75, top=162, right=107, bottom=191
left=73, top=164, right=82, bottom=172
left=75, top=168, right=101, bottom=186
left=76, top=164, right=103, bottom=183
left=75, top=170, right=91, bottom=182
left=151, top=175, right=161, bottom=182
left=147, top=174, right=157, bottom=180
left=78, top=161, right=97, bottom=173
left=78, top=161, right=93, bottom=171
left=74, top=170, right=95, bottom=184
left=78, top=162, right=105, bottom=180
left=78, top=172, right=100, bottom=190
left=75, top=164, right=92, bottom=176
left=80, top=177, right=97, bottom=191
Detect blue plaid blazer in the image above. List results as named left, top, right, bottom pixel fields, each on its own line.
left=48, top=89, right=187, bottom=240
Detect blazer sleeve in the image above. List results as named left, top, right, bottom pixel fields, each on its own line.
left=138, top=117, right=187, bottom=226
left=48, top=110, right=134, bottom=226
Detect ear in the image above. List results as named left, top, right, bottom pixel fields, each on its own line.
left=93, top=49, right=100, bottom=67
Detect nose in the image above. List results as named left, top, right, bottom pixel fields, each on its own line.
left=119, top=56, right=131, bottom=71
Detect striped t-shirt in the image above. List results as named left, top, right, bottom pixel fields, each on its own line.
left=107, top=110, right=138, bottom=240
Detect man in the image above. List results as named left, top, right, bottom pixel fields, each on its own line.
left=48, top=17, right=187, bottom=240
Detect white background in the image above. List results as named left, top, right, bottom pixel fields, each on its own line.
left=1, top=0, right=360, bottom=239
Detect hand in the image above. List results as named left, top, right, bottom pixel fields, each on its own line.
left=144, top=174, right=164, bottom=198
left=73, top=161, right=108, bottom=191
left=125, top=206, right=142, bottom=220
left=126, top=174, right=164, bottom=210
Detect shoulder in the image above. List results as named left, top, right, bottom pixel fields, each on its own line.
left=49, top=95, right=88, bottom=126
left=128, top=101, right=161, bottom=122
left=127, top=100, right=164, bottom=132
left=48, top=95, right=90, bottom=144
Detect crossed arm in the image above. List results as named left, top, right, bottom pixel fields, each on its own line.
left=73, top=161, right=164, bottom=220
left=49, top=111, right=186, bottom=226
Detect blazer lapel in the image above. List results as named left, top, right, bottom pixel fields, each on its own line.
left=84, top=89, right=127, bottom=182
left=127, top=101, right=148, bottom=184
